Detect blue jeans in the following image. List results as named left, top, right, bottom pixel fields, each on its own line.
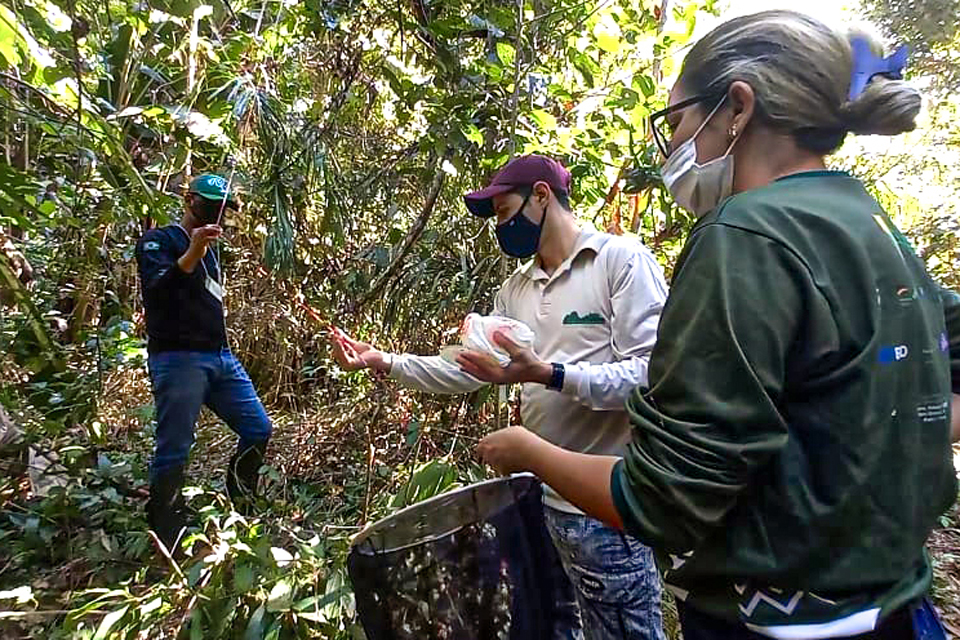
left=545, top=506, right=665, bottom=640
left=147, top=349, right=272, bottom=479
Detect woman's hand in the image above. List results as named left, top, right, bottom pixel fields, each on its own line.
left=476, top=426, right=542, bottom=475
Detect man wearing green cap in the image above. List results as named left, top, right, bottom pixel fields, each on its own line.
left=135, top=174, right=272, bottom=553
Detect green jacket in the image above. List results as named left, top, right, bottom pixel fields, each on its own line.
left=944, top=287, right=960, bottom=392
left=612, top=171, right=957, bottom=637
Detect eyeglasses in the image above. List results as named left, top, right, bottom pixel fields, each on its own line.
left=649, top=94, right=720, bottom=158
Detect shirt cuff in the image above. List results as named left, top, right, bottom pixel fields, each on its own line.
left=382, top=352, right=394, bottom=375
left=560, top=362, right=586, bottom=399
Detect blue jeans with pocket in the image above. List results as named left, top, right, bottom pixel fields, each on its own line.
left=545, top=506, right=665, bottom=640
left=147, top=349, right=272, bottom=479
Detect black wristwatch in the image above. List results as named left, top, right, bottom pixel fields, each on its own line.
left=546, top=362, right=565, bottom=391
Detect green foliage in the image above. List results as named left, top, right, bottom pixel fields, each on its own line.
left=0, top=0, right=709, bottom=415
left=390, top=457, right=460, bottom=509
left=0, top=413, right=496, bottom=639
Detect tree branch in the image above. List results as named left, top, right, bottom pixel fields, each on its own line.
left=356, top=149, right=452, bottom=309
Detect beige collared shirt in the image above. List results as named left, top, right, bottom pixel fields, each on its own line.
left=390, top=229, right=668, bottom=511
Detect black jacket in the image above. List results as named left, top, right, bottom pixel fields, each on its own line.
left=135, top=225, right=227, bottom=353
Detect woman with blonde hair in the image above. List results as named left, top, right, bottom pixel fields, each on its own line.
left=477, top=10, right=957, bottom=639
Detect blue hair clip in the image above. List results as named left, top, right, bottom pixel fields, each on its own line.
left=848, top=37, right=909, bottom=100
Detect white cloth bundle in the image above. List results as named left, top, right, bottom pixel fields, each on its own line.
left=440, top=313, right=535, bottom=368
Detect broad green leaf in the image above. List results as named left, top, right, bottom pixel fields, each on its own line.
left=190, top=610, right=203, bottom=640
left=93, top=605, right=129, bottom=640
left=630, top=104, right=650, bottom=128
left=681, top=3, right=698, bottom=37
left=294, top=596, right=320, bottom=612
left=243, top=604, right=266, bottom=640
left=593, top=15, right=621, bottom=53
left=187, top=563, right=203, bottom=588
left=267, top=580, right=293, bottom=612
left=0, top=6, right=23, bottom=67
left=391, top=458, right=459, bottom=507
left=234, top=562, right=257, bottom=593
left=496, top=42, right=515, bottom=68
left=264, top=620, right=281, bottom=640
left=405, top=419, right=420, bottom=447
left=635, top=74, right=656, bottom=98
left=0, top=5, right=53, bottom=73
left=531, top=109, right=558, bottom=131
left=322, top=571, right=346, bottom=620
left=463, top=124, right=484, bottom=147
left=571, top=52, right=600, bottom=88
left=139, top=597, right=162, bottom=616
left=293, top=587, right=350, bottom=622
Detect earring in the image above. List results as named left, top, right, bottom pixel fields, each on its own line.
left=729, top=124, right=738, bottom=138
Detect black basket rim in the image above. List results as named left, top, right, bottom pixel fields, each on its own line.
left=349, top=472, right=539, bottom=550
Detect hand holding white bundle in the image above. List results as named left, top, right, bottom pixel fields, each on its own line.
left=441, top=313, right=535, bottom=368
left=441, top=314, right=552, bottom=387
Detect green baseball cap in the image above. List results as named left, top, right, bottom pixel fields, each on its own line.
left=188, top=174, right=239, bottom=209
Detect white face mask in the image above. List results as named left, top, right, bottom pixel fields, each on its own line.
left=661, top=97, right=739, bottom=218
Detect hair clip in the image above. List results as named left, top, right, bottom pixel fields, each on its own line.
left=848, top=37, right=909, bottom=100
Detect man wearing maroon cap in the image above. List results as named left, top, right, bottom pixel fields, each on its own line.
left=331, top=154, right=669, bottom=639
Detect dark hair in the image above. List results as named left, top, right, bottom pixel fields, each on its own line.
left=511, top=184, right=572, bottom=212
left=678, top=10, right=920, bottom=154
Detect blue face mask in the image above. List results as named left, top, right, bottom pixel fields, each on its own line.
left=495, top=193, right=545, bottom=259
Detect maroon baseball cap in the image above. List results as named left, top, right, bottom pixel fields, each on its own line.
left=464, top=154, right=572, bottom=218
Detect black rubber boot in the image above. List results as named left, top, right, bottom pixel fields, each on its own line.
left=146, top=466, right=187, bottom=555
left=226, top=440, right=268, bottom=514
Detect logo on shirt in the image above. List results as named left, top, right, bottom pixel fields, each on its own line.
left=144, top=241, right=161, bottom=251
left=894, top=285, right=914, bottom=304
left=878, top=344, right=909, bottom=364
left=563, top=311, right=605, bottom=326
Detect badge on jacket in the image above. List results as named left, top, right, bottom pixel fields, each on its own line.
left=205, top=275, right=223, bottom=302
